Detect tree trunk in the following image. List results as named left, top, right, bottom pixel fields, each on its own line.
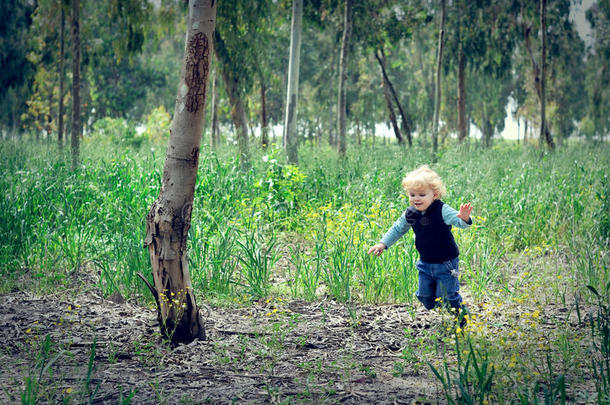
left=259, top=71, right=269, bottom=149
left=246, top=99, right=256, bottom=141
left=71, top=0, right=81, bottom=170
left=457, top=41, right=467, bottom=143
left=523, top=5, right=554, bottom=150
left=483, top=108, right=493, bottom=147
left=432, top=0, right=446, bottom=159
left=214, top=31, right=249, bottom=169
left=374, top=47, right=412, bottom=147
left=284, top=0, right=303, bottom=164
left=381, top=66, right=403, bottom=145
left=46, top=91, right=54, bottom=141
left=539, top=0, right=554, bottom=149
left=210, top=63, right=219, bottom=148
left=328, top=105, right=336, bottom=146
left=316, top=125, right=321, bottom=146
left=415, top=33, right=435, bottom=141
left=337, top=0, right=352, bottom=156
left=456, top=3, right=467, bottom=143
left=144, top=0, right=216, bottom=345
left=484, top=122, right=493, bottom=147
left=58, top=5, right=65, bottom=149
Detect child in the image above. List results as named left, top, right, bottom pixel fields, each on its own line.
left=368, top=165, right=473, bottom=323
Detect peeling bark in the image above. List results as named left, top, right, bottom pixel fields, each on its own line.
left=144, top=0, right=216, bottom=344
left=145, top=197, right=204, bottom=343
left=184, top=32, right=210, bottom=114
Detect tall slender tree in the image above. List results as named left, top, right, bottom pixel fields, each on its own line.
left=341, top=0, right=426, bottom=146
left=144, top=0, right=216, bottom=344
left=58, top=5, right=65, bottom=148
left=445, top=0, right=516, bottom=146
left=375, top=47, right=411, bottom=146
left=0, top=0, right=36, bottom=135
left=337, top=0, right=352, bottom=156
left=455, top=1, right=467, bottom=142
left=258, top=65, right=270, bottom=149
left=585, top=1, right=610, bottom=139
left=470, top=71, right=512, bottom=147
left=248, top=3, right=280, bottom=150
left=432, top=0, right=446, bottom=158
left=214, top=0, right=272, bottom=168
left=210, top=61, right=220, bottom=148
left=511, top=0, right=585, bottom=143
left=539, top=0, right=554, bottom=148
left=71, top=0, right=81, bottom=169
left=284, top=0, right=303, bottom=164
left=413, top=31, right=436, bottom=139
left=380, top=63, right=403, bottom=145
left=214, top=31, right=250, bottom=168
left=521, top=0, right=555, bottom=149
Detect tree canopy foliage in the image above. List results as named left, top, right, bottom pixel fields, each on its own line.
left=2, top=0, right=608, bottom=144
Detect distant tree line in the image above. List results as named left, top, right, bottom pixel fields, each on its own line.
left=1, top=0, right=608, bottom=158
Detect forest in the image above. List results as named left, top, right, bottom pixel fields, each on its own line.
left=1, top=0, right=609, bottom=403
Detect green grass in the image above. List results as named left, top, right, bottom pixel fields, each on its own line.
left=1, top=135, right=609, bottom=402
left=1, top=138, right=608, bottom=304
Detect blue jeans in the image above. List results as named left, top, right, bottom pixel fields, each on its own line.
left=415, top=257, right=462, bottom=310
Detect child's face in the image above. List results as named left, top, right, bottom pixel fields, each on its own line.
left=408, top=187, right=437, bottom=212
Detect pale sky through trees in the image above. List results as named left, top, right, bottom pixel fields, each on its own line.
left=497, top=0, right=595, bottom=140
left=571, top=0, right=594, bottom=45
left=233, top=1, right=598, bottom=143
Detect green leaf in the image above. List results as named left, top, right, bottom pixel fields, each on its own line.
left=587, top=285, right=600, bottom=297
left=494, top=52, right=501, bottom=66
left=427, top=361, right=447, bottom=387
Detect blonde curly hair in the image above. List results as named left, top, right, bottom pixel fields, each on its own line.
left=401, top=165, right=447, bottom=199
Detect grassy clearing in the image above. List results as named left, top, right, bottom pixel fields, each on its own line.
left=1, top=137, right=608, bottom=402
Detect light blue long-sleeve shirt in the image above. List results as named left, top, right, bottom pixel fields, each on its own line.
left=380, top=203, right=472, bottom=249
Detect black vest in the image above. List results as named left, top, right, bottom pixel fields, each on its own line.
left=404, top=199, right=459, bottom=263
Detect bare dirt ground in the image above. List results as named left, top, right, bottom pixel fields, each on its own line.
left=0, top=287, right=452, bottom=404
left=1, top=254, right=600, bottom=405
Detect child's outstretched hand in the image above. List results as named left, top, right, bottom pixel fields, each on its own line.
left=457, top=203, right=473, bottom=222
left=368, top=243, right=386, bottom=256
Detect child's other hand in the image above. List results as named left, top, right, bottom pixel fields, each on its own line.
left=457, top=203, right=473, bottom=222
left=367, top=243, right=386, bottom=256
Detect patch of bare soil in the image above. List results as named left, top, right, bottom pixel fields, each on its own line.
left=0, top=289, right=450, bottom=404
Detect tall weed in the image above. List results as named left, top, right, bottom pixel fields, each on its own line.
left=1, top=139, right=608, bottom=306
